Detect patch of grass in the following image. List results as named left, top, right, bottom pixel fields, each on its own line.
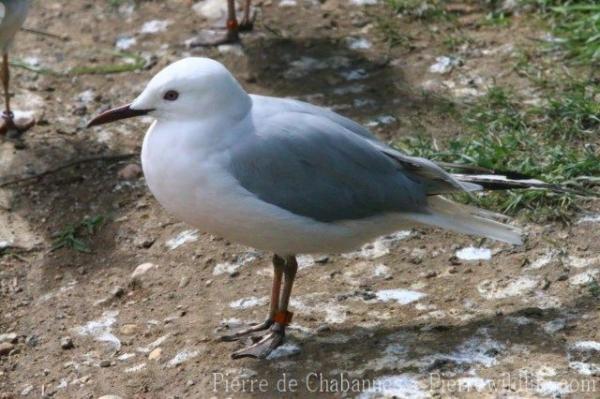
left=11, top=51, right=146, bottom=76
left=70, top=52, right=146, bottom=75
left=386, top=0, right=447, bottom=19
left=526, top=0, right=600, bottom=64
left=371, top=10, right=412, bottom=48
left=541, top=82, right=600, bottom=139
left=52, top=215, right=105, bottom=253
left=442, top=33, right=475, bottom=52
left=397, top=86, right=600, bottom=221
left=588, top=279, right=600, bottom=298
left=108, top=0, right=125, bottom=7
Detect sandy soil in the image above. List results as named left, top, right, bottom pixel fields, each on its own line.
left=0, top=0, right=599, bottom=398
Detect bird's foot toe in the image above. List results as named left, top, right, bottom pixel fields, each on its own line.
left=219, top=319, right=273, bottom=342
left=0, top=112, right=35, bottom=138
left=238, top=19, right=254, bottom=32
left=231, top=324, right=285, bottom=359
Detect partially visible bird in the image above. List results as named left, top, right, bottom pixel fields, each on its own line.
left=192, top=0, right=254, bottom=47
left=0, top=0, right=34, bottom=137
left=87, top=58, right=570, bottom=359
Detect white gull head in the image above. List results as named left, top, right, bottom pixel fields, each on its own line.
left=132, top=57, right=251, bottom=122
left=87, top=57, right=251, bottom=127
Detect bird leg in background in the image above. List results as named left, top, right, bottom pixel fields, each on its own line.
left=219, top=254, right=284, bottom=341
left=0, top=53, right=34, bottom=137
left=231, top=255, right=297, bottom=359
left=191, top=0, right=241, bottom=47
left=238, top=0, right=254, bottom=32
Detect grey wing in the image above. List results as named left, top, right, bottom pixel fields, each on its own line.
left=228, top=112, right=429, bottom=223
left=249, top=95, right=479, bottom=196
left=251, top=95, right=378, bottom=141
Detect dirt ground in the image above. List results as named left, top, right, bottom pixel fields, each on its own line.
left=0, top=0, right=599, bottom=398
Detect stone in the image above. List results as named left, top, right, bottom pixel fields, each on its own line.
left=148, top=347, right=162, bottom=361
left=117, top=163, right=143, bottom=180
left=25, top=335, right=38, bottom=347
left=0, top=333, right=17, bottom=344
left=178, top=276, right=190, bottom=288
left=131, top=263, right=156, bottom=280
left=99, top=359, right=111, bottom=368
left=98, top=396, right=123, bottom=399
left=0, top=342, right=14, bottom=356
left=60, top=336, right=74, bottom=350
left=119, top=324, right=138, bottom=336
left=111, top=286, right=125, bottom=298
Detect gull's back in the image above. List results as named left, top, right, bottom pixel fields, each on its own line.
left=0, top=0, right=30, bottom=52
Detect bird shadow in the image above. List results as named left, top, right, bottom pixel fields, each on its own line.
left=224, top=295, right=598, bottom=398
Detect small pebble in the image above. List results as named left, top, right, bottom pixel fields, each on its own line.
left=60, top=336, right=74, bottom=350
left=0, top=342, right=14, bottom=357
left=131, top=263, right=156, bottom=280
left=0, top=333, right=17, bottom=344
left=99, top=359, right=111, bottom=368
left=148, top=347, right=162, bottom=360
left=117, top=163, right=143, bottom=180
left=25, top=335, right=38, bottom=347
left=179, top=276, right=190, bottom=288
left=119, top=324, right=138, bottom=336
left=111, top=286, right=125, bottom=298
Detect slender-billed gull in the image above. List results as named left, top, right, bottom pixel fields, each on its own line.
left=0, top=0, right=33, bottom=137
left=88, top=57, right=562, bottom=359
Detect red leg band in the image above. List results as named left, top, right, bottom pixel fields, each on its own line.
left=227, top=19, right=238, bottom=30
left=273, top=311, right=293, bottom=325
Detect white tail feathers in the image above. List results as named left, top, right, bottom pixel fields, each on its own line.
left=403, top=197, right=523, bottom=245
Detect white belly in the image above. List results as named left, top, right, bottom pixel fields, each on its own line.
left=141, top=124, right=408, bottom=254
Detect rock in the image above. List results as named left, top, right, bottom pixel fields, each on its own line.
left=60, top=336, right=74, bottom=350
left=178, top=276, right=190, bottom=288
left=409, top=248, right=425, bottom=265
left=20, top=385, right=33, bottom=396
left=119, top=324, right=138, bottom=336
left=98, top=396, right=123, bottom=399
left=117, top=163, right=142, bottom=180
left=72, top=104, right=87, bottom=116
left=0, top=342, right=14, bottom=356
left=99, top=359, right=111, bottom=368
left=423, top=271, right=438, bottom=278
left=0, top=333, right=17, bottom=344
left=148, top=347, right=162, bottom=360
left=111, top=286, right=125, bottom=298
left=131, top=263, right=156, bottom=280
left=135, top=237, right=155, bottom=249
left=25, top=335, right=39, bottom=347
left=315, top=256, right=329, bottom=264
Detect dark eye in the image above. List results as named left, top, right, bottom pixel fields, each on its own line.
left=163, top=90, right=179, bottom=101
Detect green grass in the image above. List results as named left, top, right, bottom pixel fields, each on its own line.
left=397, top=86, right=600, bottom=221
left=386, top=0, right=447, bottom=19
left=52, top=215, right=105, bottom=253
left=11, top=51, right=145, bottom=76
left=525, top=0, right=600, bottom=64
left=588, top=279, right=600, bottom=298
left=372, top=11, right=412, bottom=48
